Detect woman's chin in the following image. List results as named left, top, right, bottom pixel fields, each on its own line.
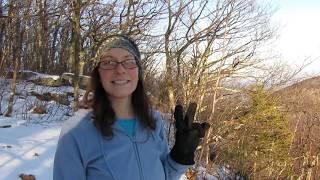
left=108, top=92, right=133, bottom=100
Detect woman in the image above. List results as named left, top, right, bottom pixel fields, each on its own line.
left=53, top=35, right=208, bottom=180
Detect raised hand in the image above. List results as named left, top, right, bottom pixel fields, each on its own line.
left=170, top=102, right=210, bottom=165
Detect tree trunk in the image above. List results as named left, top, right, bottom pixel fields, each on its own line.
left=70, top=0, right=81, bottom=111
left=0, top=0, right=6, bottom=72
left=36, top=0, right=49, bottom=73
left=164, top=0, right=176, bottom=112
left=59, top=27, right=70, bottom=73
left=5, top=55, right=19, bottom=117
left=49, top=25, right=59, bottom=73
left=5, top=1, right=22, bottom=116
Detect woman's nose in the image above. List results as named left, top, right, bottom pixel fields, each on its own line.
left=114, top=63, right=126, bottom=74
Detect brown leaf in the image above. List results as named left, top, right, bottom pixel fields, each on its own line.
left=19, top=173, right=36, bottom=180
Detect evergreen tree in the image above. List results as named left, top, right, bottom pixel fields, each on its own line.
left=217, top=85, right=294, bottom=179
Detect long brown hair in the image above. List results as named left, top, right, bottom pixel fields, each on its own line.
left=87, top=37, right=155, bottom=137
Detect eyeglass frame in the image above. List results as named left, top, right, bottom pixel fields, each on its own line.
left=98, top=59, right=139, bottom=70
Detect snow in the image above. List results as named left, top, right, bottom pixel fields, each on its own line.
left=0, top=73, right=222, bottom=180
left=0, top=119, right=61, bottom=180
left=0, top=75, right=74, bottom=180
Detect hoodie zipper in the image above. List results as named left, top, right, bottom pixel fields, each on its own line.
left=113, top=129, right=144, bottom=180
left=132, top=133, right=144, bottom=180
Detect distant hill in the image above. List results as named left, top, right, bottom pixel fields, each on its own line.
left=278, top=76, right=320, bottom=92
left=274, top=76, right=320, bottom=114
left=274, top=76, right=320, bottom=178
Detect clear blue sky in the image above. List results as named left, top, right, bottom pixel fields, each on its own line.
left=271, top=0, right=320, bottom=76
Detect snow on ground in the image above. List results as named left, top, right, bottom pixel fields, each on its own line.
left=0, top=113, right=219, bottom=180
left=0, top=111, right=165, bottom=180
left=0, top=75, right=76, bottom=180
left=0, top=74, right=221, bottom=180
left=0, top=117, right=61, bottom=180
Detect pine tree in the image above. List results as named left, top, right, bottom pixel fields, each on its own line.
left=218, top=85, right=294, bottom=179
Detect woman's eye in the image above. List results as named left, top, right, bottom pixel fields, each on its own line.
left=101, top=62, right=108, bottom=66
left=103, top=61, right=113, bottom=65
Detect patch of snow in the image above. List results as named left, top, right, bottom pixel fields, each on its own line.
left=0, top=120, right=61, bottom=180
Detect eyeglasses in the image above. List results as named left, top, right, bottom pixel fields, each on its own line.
left=99, top=59, right=138, bottom=70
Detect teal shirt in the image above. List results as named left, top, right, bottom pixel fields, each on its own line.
left=115, top=118, right=136, bottom=136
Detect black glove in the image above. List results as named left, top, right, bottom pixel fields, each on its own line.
left=170, top=102, right=210, bottom=165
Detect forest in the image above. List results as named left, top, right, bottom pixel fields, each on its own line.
left=0, top=0, right=319, bottom=179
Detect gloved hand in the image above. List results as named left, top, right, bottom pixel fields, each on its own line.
left=170, top=102, right=210, bottom=165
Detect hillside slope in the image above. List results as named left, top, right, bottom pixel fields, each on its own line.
left=275, top=76, right=320, bottom=178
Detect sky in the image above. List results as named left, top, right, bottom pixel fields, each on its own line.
left=271, top=0, right=320, bottom=76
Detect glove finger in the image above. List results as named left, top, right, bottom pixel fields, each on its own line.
left=192, top=122, right=209, bottom=138
left=200, top=122, right=210, bottom=137
left=185, top=102, right=197, bottom=129
left=174, top=104, right=185, bottom=130
left=201, top=122, right=210, bottom=131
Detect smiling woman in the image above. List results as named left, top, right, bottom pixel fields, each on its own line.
left=98, top=48, right=139, bottom=101
left=53, top=35, right=209, bottom=180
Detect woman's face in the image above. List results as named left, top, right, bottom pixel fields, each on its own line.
left=98, top=48, right=139, bottom=100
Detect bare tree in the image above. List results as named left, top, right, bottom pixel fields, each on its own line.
left=69, top=0, right=81, bottom=111
left=35, top=0, right=49, bottom=72
left=0, top=0, right=7, bottom=72
left=156, top=1, right=276, bottom=177
left=5, top=0, right=25, bottom=116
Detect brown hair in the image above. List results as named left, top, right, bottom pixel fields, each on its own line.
left=85, top=36, right=155, bottom=137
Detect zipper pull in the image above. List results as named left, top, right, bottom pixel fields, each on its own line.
left=132, top=133, right=136, bottom=141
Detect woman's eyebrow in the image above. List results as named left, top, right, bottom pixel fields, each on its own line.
left=101, top=55, right=114, bottom=59
left=124, top=55, right=135, bottom=58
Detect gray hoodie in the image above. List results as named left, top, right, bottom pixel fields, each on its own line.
left=53, top=109, right=189, bottom=180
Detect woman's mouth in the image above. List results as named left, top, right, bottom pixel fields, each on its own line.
left=112, top=80, right=130, bottom=85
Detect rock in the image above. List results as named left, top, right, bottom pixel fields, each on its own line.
left=30, top=91, right=70, bottom=106
left=50, top=93, right=70, bottom=106
left=0, top=125, right=12, bottom=128
left=30, top=91, right=51, bottom=101
left=1, top=145, right=12, bottom=148
left=19, top=173, right=36, bottom=180
left=30, top=77, right=69, bottom=87
left=61, top=73, right=90, bottom=90
left=30, top=105, right=46, bottom=114
left=7, top=71, right=38, bottom=80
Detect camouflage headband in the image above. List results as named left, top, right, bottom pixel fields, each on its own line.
left=94, top=35, right=143, bottom=76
